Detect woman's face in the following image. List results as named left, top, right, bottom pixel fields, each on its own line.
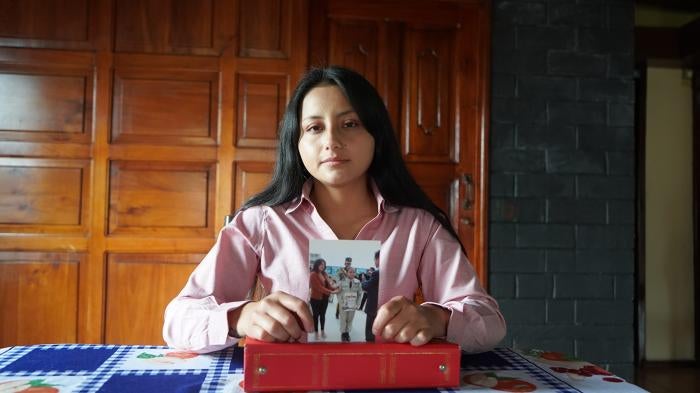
left=298, top=85, right=375, bottom=189
left=319, top=261, right=326, bottom=272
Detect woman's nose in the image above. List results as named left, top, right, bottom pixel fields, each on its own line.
left=323, top=127, right=344, bottom=150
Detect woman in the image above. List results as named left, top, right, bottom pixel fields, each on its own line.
left=309, top=258, right=336, bottom=339
left=163, top=66, right=506, bottom=353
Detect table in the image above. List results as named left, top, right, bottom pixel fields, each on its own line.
left=0, top=344, right=648, bottom=392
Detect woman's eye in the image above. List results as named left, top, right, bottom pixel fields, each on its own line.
left=306, top=125, right=322, bottom=133
left=343, top=120, right=360, bottom=128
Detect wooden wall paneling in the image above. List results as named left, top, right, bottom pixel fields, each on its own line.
left=107, top=160, right=217, bottom=237
left=328, top=19, right=379, bottom=87
left=402, top=26, right=455, bottom=162
left=111, top=55, right=220, bottom=146
left=0, top=158, right=90, bottom=234
left=455, top=3, right=490, bottom=283
left=0, top=49, right=95, bottom=144
left=233, top=162, right=274, bottom=210
left=115, top=0, right=234, bottom=55
left=0, top=0, right=98, bottom=50
left=238, top=0, right=292, bottom=58
left=0, top=252, right=81, bottom=346
left=235, top=73, right=288, bottom=148
left=105, top=253, right=203, bottom=344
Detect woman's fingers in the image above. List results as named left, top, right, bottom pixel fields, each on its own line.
left=241, top=291, right=314, bottom=342
left=372, top=296, right=435, bottom=345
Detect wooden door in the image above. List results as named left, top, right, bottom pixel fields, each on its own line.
left=309, top=0, right=491, bottom=280
left=0, top=0, right=488, bottom=346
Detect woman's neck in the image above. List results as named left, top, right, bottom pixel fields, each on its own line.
left=309, top=179, right=377, bottom=237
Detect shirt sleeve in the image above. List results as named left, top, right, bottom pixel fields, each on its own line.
left=162, top=208, right=264, bottom=353
left=418, top=219, right=507, bottom=353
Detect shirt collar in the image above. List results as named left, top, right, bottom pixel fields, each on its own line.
left=285, top=179, right=400, bottom=214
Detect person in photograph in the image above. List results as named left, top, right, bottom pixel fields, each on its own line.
left=338, top=267, right=362, bottom=342
left=363, top=251, right=380, bottom=342
left=335, top=257, right=352, bottom=318
left=309, top=258, right=338, bottom=339
left=163, top=66, right=506, bottom=353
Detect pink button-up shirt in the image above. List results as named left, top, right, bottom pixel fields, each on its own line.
left=163, top=181, right=506, bottom=353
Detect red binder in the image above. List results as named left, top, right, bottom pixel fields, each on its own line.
left=243, top=338, right=461, bottom=391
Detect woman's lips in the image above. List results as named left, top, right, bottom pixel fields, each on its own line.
left=321, top=158, right=349, bottom=165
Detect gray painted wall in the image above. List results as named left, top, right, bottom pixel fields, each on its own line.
left=489, top=0, right=636, bottom=379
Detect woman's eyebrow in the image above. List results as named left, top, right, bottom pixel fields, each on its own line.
left=301, top=109, right=356, bottom=122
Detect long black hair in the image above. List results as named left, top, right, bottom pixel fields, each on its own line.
left=242, top=66, right=464, bottom=250
left=312, top=258, right=326, bottom=273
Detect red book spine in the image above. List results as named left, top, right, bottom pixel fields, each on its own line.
left=243, top=339, right=460, bottom=391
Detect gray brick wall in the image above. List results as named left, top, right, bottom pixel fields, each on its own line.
left=490, top=0, right=636, bottom=380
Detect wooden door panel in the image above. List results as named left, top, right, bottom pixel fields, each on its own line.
left=236, top=73, right=288, bottom=148
left=112, top=58, right=219, bottom=146
left=0, top=252, right=80, bottom=346
left=239, top=0, right=293, bottom=58
left=0, top=54, right=94, bottom=143
left=105, top=253, right=202, bottom=344
left=0, top=158, right=90, bottom=234
left=115, top=0, right=233, bottom=55
left=233, top=162, right=274, bottom=210
left=329, top=20, right=379, bottom=87
left=108, top=161, right=217, bottom=237
left=403, top=27, right=454, bottom=162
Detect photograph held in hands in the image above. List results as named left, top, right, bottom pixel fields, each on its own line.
left=307, top=239, right=381, bottom=343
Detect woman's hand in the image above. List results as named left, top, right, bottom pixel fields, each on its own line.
left=372, top=296, right=450, bottom=346
left=229, top=291, right=314, bottom=342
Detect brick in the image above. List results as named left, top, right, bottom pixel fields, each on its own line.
left=490, top=223, right=516, bottom=247
left=490, top=173, right=515, bottom=196
left=577, top=300, right=633, bottom=325
left=554, top=274, right=614, bottom=298
left=579, top=28, right=633, bottom=54
left=492, top=48, right=548, bottom=75
left=607, top=200, right=634, bottom=224
left=606, top=151, right=634, bottom=174
left=517, top=224, right=575, bottom=248
left=492, top=148, right=546, bottom=172
left=578, top=126, right=634, bottom=151
left=608, top=103, right=634, bottom=126
left=577, top=175, right=634, bottom=199
left=575, top=250, right=634, bottom=273
left=517, top=124, right=576, bottom=150
left=576, top=225, right=634, bottom=249
left=546, top=250, right=575, bottom=272
left=516, top=274, right=552, bottom=298
left=499, top=299, right=546, bottom=324
left=576, top=336, right=634, bottom=363
left=491, top=198, right=546, bottom=223
left=492, top=25, right=516, bottom=50
left=491, top=249, right=546, bottom=272
left=608, top=2, right=635, bottom=30
left=547, top=150, right=606, bottom=174
left=548, top=1, right=605, bottom=27
left=492, top=98, right=547, bottom=123
left=517, top=75, right=576, bottom=99
left=491, top=122, right=515, bottom=149
left=491, top=273, right=516, bottom=298
left=548, top=198, right=606, bottom=224
left=549, top=101, right=607, bottom=125
left=579, top=78, right=634, bottom=102
left=548, top=51, right=607, bottom=77
left=493, top=1, right=547, bottom=25
left=492, top=73, right=516, bottom=98
left=614, top=274, right=635, bottom=300
left=546, top=299, right=575, bottom=324
left=609, top=54, right=634, bottom=77
left=516, top=174, right=575, bottom=197
left=516, top=25, right=575, bottom=50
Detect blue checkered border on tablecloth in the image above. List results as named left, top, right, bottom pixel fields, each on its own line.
left=459, top=348, right=582, bottom=393
left=0, top=344, right=121, bottom=377
left=199, top=347, right=237, bottom=393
